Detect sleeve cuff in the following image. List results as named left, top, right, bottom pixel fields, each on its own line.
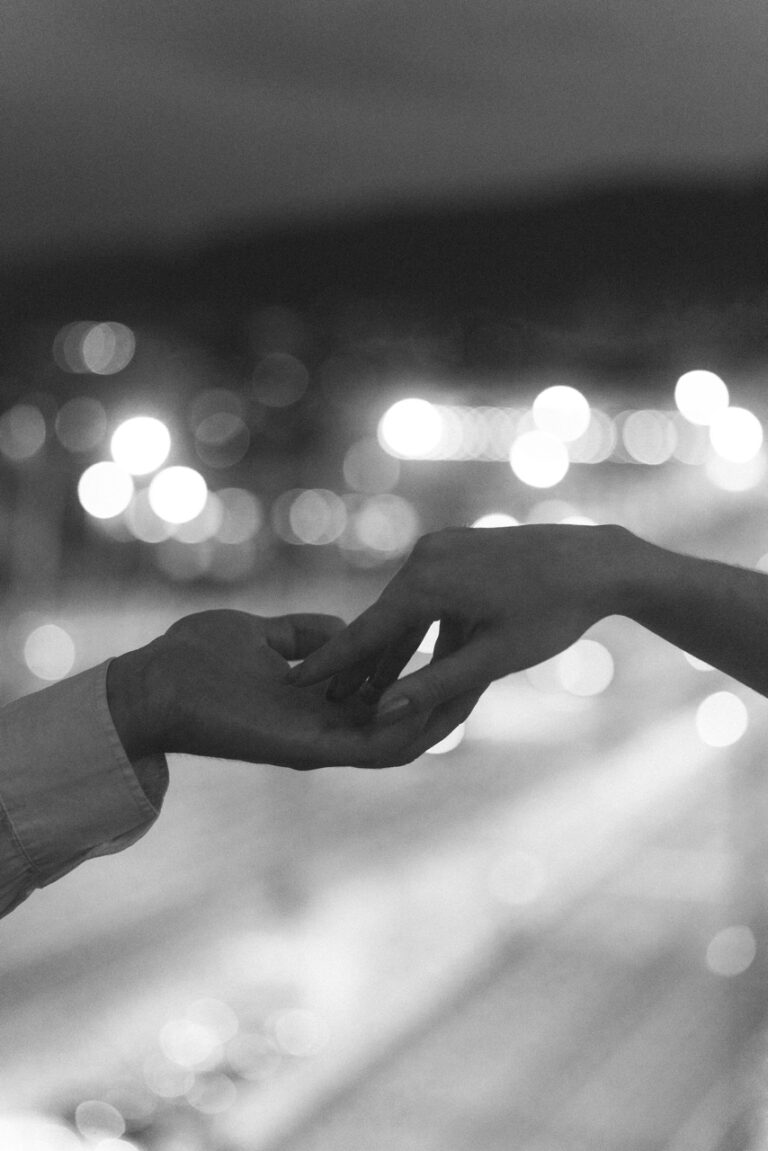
left=0, top=660, right=168, bottom=888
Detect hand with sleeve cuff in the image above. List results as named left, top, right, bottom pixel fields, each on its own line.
left=106, top=609, right=470, bottom=770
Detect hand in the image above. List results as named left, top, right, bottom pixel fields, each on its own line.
left=288, top=524, right=628, bottom=721
left=107, top=610, right=472, bottom=769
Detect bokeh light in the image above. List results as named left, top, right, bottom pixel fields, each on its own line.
left=78, top=461, right=134, bottom=519
left=149, top=466, right=208, bottom=524
left=159, top=1017, right=221, bottom=1068
left=74, top=1100, right=126, bottom=1142
left=0, top=1113, right=82, bottom=1150
left=353, top=494, right=420, bottom=556
left=287, top=489, right=347, bottom=545
left=271, top=1008, right=329, bottom=1057
left=378, top=398, right=443, bottom=459
left=125, top=489, right=175, bottom=543
left=80, top=322, right=136, bottom=374
left=215, top=487, right=263, bottom=544
left=705, top=925, right=756, bottom=976
left=110, top=416, right=171, bottom=476
left=54, top=321, right=135, bottom=374
left=23, top=623, right=76, bottom=681
left=426, top=722, right=466, bottom=755
left=252, top=352, right=309, bottom=407
left=55, top=397, right=107, bottom=452
left=173, top=492, right=224, bottom=543
left=0, top=404, right=46, bottom=461
left=532, top=385, right=591, bottom=442
left=567, top=408, right=617, bottom=463
left=343, top=437, right=401, bottom=492
left=705, top=450, right=767, bottom=492
left=556, top=640, right=614, bottom=696
left=509, top=430, right=569, bottom=487
left=194, top=412, right=250, bottom=468
left=708, top=406, right=764, bottom=462
left=695, top=691, right=748, bottom=746
left=621, top=410, right=677, bottom=465
left=674, top=370, right=729, bottom=425
left=471, top=513, right=518, bottom=528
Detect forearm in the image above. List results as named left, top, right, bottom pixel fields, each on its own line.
left=612, top=527, right=768, bottom=698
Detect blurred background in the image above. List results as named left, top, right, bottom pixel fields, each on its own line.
left=3, top=2, right=768, bottom=1148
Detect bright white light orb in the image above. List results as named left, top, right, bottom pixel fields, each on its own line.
left=532, top=385, right=591, bottom=442
left=471, top=513, right=519, bottom=528
left=708, top=406, right=764, bottom=463
left=621, top=410, right=677, bottom=465
left=78, top=461, right=134, bottom=519
left=556, top=640, right=614, bottom=696
left=0, top=1113, right=82, bottom=1150
left=288, top=489, right=347, bottom=545
left=674, top=370, right=729, bottom=425
left=426, top=721, right=466, bottom=755
left=705, top=925, right=756, bottom=976
left=24, top=624, right=76, bottom=681
left=378, top=398, right=443, bottom=459
left=111, top=416, right=171, bottom=475
left=149, top=466, right=208, bottom=524
left=695, top=691, right=748, bottom=747
left=706, top=451, right=767, bottom=492
left=509, top=431, right=569, bottom=488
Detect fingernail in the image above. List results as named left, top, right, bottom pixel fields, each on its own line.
left=377, top=696, right=411, bottom=722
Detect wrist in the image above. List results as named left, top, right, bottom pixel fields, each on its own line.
left=601, top=526, right=684, bottom=624
left=106, top=642, right=166, bottom=762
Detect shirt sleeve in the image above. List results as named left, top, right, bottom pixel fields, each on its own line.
left=0, top=659, right=169, bottom=919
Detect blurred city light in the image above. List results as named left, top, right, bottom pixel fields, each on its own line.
left=674, top=370, right=729, bottom=424
left=78, top=461, right=134, bottom=519
left=567, top=408, right=617, bottom=463
left=426, top=722, right=466, bottom=755
left=532, top=385, right=591, bottom=442
left=252, top=352, right=310, bottom=407
left=194, top=412, right=250, bottom=468
left=215, top=487, right=263, bottom=544
left=149, top=466, right=208, bottom=524
left=705, top=925, right=757, bottom=976
left=54, top=321, right=135, bottom=375
left=110, top=416, right=171, bottom=475
left=287, top=489, right=347, bottom=545
left=378, top=398, right=443, bottom=458
left=471, top=513, right=518, bottom=528
left=124, top=489, right=175, bottom=543
left=80, top=322, right=136, bottom=375
left=159, top=1017, right=222, bottom=1068
left=620, top=410, right=677, bottom=465
left=556, top=639, right=614, bottom=696
left=0, top=403, right=46, bottom=461
left=173, top=492, right=224, bottom=543
left=74, top=1100, right=126, bottom=1142
left=708, top=406, right=764, bottom=462
left=343, top=437, right=401, bottom=492
left=705, top=450, right=767, bottom=491
left=353, top=494, right=420, bottom=556
left=695, top=691, right=748, bottom=746
left=509, top=430, right=569, bottom=487
left=23, top=623, right=76, bottom=681
left=186, top=1073, right=238, bottom=1114
left=55, top=397, right=108, bottom=452
left=0, top=1113, right=82, bottom=1150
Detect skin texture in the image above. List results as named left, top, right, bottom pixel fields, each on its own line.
left=289, top=522, right=768, bottom=721
left=107, top=610, right=479, bottom=770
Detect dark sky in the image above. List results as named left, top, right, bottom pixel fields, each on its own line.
left=3, top=0, right=768, bottom=260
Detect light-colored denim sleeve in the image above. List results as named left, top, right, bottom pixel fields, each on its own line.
left=0, top=660, right=168, bottom=918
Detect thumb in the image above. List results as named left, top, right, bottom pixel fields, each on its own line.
left=264, top=614, right=346, bottom=662
left=375, top=638, right=496, bottom=724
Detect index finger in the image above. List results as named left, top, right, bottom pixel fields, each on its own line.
left=286, top=596, right=422, bottom=685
